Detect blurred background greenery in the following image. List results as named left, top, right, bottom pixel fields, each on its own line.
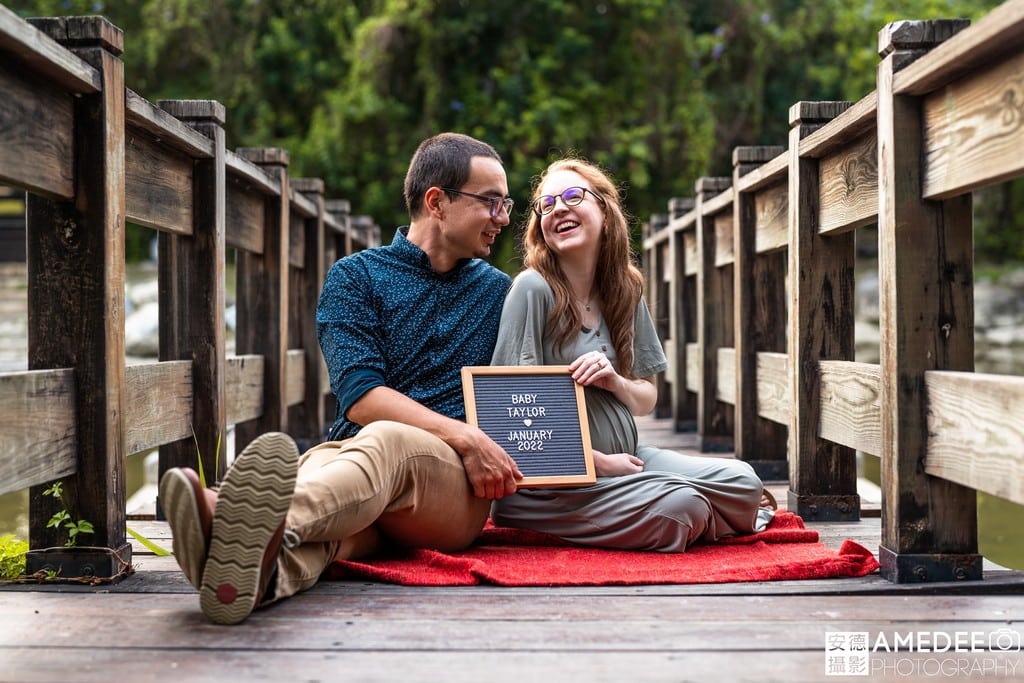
left=7, top=0, right=1022, bottom=273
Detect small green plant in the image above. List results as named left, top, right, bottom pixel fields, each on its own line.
left=0, top=534, right=28, bottom=579
left=43, top=482, right=94, bottom=548
left=192, top=427, right=223, bottom=488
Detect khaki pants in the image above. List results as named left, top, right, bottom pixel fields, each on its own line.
left=272, top=420, right=490, bottom=600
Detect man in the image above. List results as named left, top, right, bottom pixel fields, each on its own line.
left=159, top=132, right=522, bottom=624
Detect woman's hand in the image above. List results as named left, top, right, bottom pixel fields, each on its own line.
left=569, top=351, right=658, bottom=416
left=569, top=350, right=617, bottom=390
left=592, top=449, right=644, bottom=477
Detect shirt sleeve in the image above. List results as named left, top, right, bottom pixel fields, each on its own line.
left=490, top=270, right=553, bottom=367
left=632, top=296, right=668, bottom=379
left=316, top=257, right=387, bottom=416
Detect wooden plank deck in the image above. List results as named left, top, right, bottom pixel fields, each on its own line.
left=2, top=415, right=1023, bottom=683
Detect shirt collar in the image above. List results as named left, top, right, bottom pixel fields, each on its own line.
left=390, top=227, right=428, bottom=267
left=391, top=226, right=473, bottom=275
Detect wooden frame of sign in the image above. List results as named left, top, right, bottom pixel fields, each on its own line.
left=461, top=365, right=596, bottom=488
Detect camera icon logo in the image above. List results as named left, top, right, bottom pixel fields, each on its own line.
left=989, top=628, right=1022, bottom=652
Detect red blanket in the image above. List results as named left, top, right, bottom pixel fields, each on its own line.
left=327, top=512, right=879, bottom=586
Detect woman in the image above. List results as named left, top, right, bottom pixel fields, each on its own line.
left=490, top=157, right=773, bottom=551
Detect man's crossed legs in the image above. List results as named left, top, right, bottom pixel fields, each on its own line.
left=159, top=422, right=490, bottom=624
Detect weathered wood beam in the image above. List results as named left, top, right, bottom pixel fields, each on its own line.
left=733, top=146, right=788, bottom=480
left=924, top=370, right=1024, bottom=506
left=234, top=148, right=291, bottom=450
left=664, top=198, right=696, bottom=431
left=0, top=62, right=75, bottom=199
left=787, top=101, right=859, bottom=522
left=921, top=48, right=1024, bottom=199
left=289, top=178, right=328, bottom=447
left=155, top=100, right=228, bottom=499
left=0, top=369, right=76, bottom=495
left=696, top=177, right=734, bottom=452
left=25, top=15, right=131, bottom=580
left=877, top=19, right=981, bottom=583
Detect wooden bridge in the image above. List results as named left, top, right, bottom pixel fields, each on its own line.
left=1, top=2, right=1024, bottom=681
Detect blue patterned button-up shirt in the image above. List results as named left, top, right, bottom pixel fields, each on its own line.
left=317, top=227, right=512, bottom=440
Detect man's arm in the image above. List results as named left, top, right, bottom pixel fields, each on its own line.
left=347, top=386, right=522, bottom=499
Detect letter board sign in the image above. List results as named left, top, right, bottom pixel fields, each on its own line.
left=462, top=366, right=596, bottom=487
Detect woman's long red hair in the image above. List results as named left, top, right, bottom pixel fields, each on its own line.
left=522, top=158, right=645, bottom=378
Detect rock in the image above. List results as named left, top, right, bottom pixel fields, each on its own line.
left=1000, top=268, right=1024, bottom=290
left=124, top=301, right=160, bottom=357
left=974, top=280, right=1022, bottom=330
left=855, top=319, right=881, bottom=364
left=127, top=279, right=159, bottom=308
left=985, top=325, right=1024, bottom=347
left=856, top=271, right=879, bottom=324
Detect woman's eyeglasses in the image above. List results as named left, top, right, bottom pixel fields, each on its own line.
left=441, top=187, right=514, bottom=218
left=531, top=186, right=606, bottom=217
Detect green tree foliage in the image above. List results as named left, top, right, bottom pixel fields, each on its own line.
left=295, top=0, right=718, bottom=269
left=8, top=0, right=1013, bottom=269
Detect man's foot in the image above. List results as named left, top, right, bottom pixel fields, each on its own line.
left=198, top=432, right=298, bottom=625
left=159, top=467, right=214, bottom=590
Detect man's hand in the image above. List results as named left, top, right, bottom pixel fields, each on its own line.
left=451, top=424, right=523, bottom=499
left=348, top=386, right=522, bottom=499
left=592, top=449, right=644, bottom=477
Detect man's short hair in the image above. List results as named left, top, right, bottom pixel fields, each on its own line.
left=404, top=133, right=503, bottom=218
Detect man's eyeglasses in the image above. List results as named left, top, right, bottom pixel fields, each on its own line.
left=441, top=187, right=514, bottom=218
left=531, top=186, right=606, bottom=216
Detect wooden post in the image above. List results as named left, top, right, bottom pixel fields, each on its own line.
left=235, top=148, right=290, bottom=451
left=667, top=198, right=697, bottom=431
left=324, top=198, right=350, bottom=263
left=733, top=146, right=788, bottom=481
left=695, top=177, right=733, bottom=452
left=641, top=216, right=654, bottom=356
left=876, top=19, right=980, bottom=582
left=155, top=100, right=227, bottom=494
left=350, top=215, right=379, bottom=251
left=648, top=212, right=671, bottom=420
left=290, top=178, right=327, bottom=449
left=24, top=16, right=131, bottom=579
left=321, top=199, right=351, bottom=428
left=787, top=101, right=860, bottom=521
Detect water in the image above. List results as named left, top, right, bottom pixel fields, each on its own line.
left=0, top=490, right=27, bottom=540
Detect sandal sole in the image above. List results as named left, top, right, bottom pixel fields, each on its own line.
left=159, top=468, right=206, bottom=590
left=199, top=432, right=297, bottom=625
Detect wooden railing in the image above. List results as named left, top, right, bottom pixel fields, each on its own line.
left=643, top=0, right=1024, bottom=583
left=0, top=9, right=379, bottom=579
